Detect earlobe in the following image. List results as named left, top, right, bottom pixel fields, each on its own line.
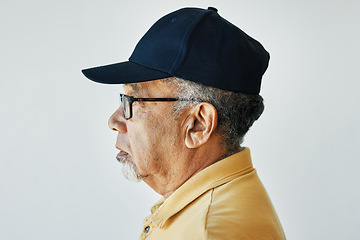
left=184, top=103, right=218, bottom=149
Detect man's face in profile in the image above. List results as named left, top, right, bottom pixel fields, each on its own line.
left=108, top=80, right=184, bottom=183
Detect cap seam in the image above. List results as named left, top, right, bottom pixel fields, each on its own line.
left=169, top=10, right=210, bottom=74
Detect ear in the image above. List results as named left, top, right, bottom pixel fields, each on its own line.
left=184, top=103, right=218, bottom=149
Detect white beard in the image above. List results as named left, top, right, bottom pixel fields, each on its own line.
left=116, top=155, right=144, bottom=182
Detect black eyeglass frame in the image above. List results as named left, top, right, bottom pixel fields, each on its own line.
left=120, top=94, right=203, bottom=120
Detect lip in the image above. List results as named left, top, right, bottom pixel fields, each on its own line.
left=116, top=144, right=128, bottom=152
left=117, top=150, right=129, bottom=158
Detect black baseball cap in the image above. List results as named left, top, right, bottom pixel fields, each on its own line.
left=82, top=7, right=270, bottom=94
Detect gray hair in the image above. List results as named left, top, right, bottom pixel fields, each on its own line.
left=162, top=77, right=264, bottom=154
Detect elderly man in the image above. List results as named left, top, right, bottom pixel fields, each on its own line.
left=82, top=6, right=285, bottom=240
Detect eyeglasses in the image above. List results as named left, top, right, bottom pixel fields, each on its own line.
left=119, top=94, right=200, bottom=120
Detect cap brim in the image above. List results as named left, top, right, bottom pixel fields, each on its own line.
left=81, top=61, right=172, bottom=84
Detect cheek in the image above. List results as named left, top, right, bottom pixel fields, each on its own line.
left=126, top=122, right=159, bottom=162
left=126, top=104, right=182, bottom=162
left=128, top=119, right=174, bottom=159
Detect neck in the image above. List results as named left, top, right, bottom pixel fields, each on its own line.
left=144, top=137, right=227, bottom=199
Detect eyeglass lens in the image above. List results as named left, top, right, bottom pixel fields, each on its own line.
left=120, top=94, right=131, bottom=119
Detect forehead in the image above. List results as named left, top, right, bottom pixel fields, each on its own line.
left=124, top=79, right=176, bottom=97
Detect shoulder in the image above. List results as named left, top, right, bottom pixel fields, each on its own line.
left=205, top=170, right=286, bottom=239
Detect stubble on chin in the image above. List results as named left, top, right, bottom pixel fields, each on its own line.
left=116, top=155, right=144, bottom=182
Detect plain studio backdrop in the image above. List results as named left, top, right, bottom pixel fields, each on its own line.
left=1, top=0, right=359, bottom=239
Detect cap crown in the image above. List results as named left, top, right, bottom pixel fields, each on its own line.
left=130, top=7, right=269, bottom=94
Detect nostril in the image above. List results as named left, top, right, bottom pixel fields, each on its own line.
left=108, top=107, right=127, bottom=133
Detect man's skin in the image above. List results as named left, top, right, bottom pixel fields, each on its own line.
left=108, top=79, right=228, bottom=199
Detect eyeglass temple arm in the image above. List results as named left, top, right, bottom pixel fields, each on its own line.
left=133, top=98, right=204, bottom=102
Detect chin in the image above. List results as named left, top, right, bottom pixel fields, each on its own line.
left=120, top=160, right=144, bottom=182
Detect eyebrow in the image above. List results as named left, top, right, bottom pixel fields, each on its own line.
left=125, top=83, right=141, bottom=94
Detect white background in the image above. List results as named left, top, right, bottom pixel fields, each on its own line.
left=1, top=0, right=359, bottom=239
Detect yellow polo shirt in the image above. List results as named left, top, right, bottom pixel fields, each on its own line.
left=139, top=148, right=286, bottom=240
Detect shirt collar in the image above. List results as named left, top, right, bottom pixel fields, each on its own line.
left=151, top=147, right=254, bottom=228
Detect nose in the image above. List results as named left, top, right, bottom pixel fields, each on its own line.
left=108, top=107, right=127, bottom=132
